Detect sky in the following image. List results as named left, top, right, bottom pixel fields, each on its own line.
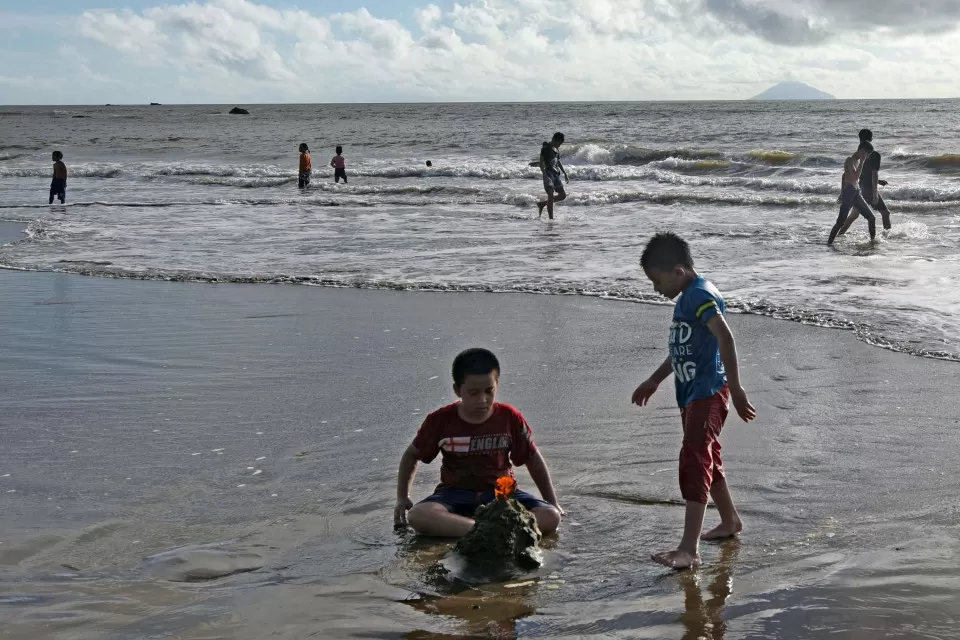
left=2, top=0, right=960, bottom=104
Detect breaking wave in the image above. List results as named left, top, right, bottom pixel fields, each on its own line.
left=744, top=150, right=799, bottom=165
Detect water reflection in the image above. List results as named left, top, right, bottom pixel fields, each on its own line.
left=394, top=530, right=536, bottom=638
left=679, top=540, right=740, bottom=640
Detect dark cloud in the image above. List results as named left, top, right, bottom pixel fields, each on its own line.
left=699, top=0, right=960, bottom=45
left=705, top=0, right=830, bottom=45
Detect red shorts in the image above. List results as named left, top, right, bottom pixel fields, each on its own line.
left=679, top=386, right=730, bottom=504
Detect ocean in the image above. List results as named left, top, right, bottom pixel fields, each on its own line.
left=2, top=101, right=959, bottom=360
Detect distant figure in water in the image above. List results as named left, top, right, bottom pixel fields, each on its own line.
left=535, top=132, right=568, bottom=219
left=838, top=129, right=892, bottom=235
left=394, top=348, right=563, bottom=537
left=49, top=150, right=67, bottom=204
left=426, top=160, right=432, bottom=167
left=298, top=143, right=311, bottom=189
left=828, top=141, right=876, bottom=245
left=633, top=233, right=756, bottom=569
left=331, top=145, right=347, bottom=184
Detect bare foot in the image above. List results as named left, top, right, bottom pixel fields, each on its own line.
left=701, top=520, right=743, bottom=541
left=537, top=202, right=546, bottom=218
left=651, top=549, right=701, bottom=570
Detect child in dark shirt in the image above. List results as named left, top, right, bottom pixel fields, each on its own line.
left=50, top=151, right=67, bottom=204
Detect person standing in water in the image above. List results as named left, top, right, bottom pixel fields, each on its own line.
left=331, top=146, right=347, bottom=184
left=298, top=143, right=312, bottom=189
left=633, top=233, right=756, bottom=569
left=49, top=151, right=67, bottom=204
left=838, top=129, right=892, bottom=235
left=828, top=141, right=876, bottom=246
left=536, top=132, right=568, bottom=220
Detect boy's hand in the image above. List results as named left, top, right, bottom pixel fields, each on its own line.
left=730, top=385, right=757, bottom=422
left=878, top=179, right=888, bottom=187
left=631, top=379, right=659, bottom=407
left=394, top=497, right=413, bottom=527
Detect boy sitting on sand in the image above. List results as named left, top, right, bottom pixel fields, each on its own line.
left=632, top=233, right=756, bottom=569
left=394, top=348, right=563, bottom=537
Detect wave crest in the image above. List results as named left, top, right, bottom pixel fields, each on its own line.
left=745, top=150, right=799, bottom=165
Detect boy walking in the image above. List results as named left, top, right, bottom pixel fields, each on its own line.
left=331, top=146, right=347, bottom=184
left=49, top=150, right=67, bottom=204
left=632, top=233, right=756, bottom=569
left=828, top=141, right=876, bottom=245
left=394, top=348, right=563, bottom=537
left=536, top=132, right=568, bottom=219
left=838, top=129, right=892, bottom=235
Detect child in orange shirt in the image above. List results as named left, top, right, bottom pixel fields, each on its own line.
left=298, top=143, right=311, bottom=189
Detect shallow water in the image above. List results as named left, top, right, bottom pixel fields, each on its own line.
left=1, top=271, right=959, bottom=638
left=2, top=101, right=960, bottom=359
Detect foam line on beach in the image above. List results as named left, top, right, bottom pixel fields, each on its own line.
left=0, top=258, right=954, bottom=363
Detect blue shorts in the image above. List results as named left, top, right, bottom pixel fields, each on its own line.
left=418, top=486, right=552, bottom=518
left=543, top=173, right=564, bottom=194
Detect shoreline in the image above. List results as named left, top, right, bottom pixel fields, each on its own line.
left=1, top=215, right=955, bottom=363
left=1, top=264, right=959, bottom=638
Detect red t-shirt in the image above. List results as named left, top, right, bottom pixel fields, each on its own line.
left=412, top=402, right=538, bottom=491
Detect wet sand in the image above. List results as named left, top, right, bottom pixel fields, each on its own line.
left=2, top=244, right=960, bottom=638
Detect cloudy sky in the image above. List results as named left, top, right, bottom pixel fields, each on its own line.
left=2, top=0, right=960, bottom=104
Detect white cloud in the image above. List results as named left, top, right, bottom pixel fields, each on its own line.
left=50, top=0, right=960, bottom=101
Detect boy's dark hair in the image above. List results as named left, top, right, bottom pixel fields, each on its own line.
left=299, top=143, right=309, bottom=152
left=552, top=132, right=565, bottom=143
left=336, top=145, right=343, bottom=154
left=52, top=150, right=63, bottom=161
left=640, top=232, right=694, bottom=271
left=452, top=348, right=500, bottom=387
left=858, top=129, right=873, bottom=142
left=426, top=160, right=432, bottom=167
left=858, top=141, right=874, bottom=154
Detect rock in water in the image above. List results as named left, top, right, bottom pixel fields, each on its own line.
left=454, top=480, right=543, bottom=570
left=229, top=107, right=250, bottom=115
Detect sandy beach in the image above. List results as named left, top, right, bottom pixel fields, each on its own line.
left=1, top=222, right=959, bottom=638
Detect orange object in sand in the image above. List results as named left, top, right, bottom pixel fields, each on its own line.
left=495, top=476, right=516, bottom=500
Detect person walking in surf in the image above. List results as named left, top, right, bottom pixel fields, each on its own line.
left=536, top=132, right=568, bottom=219
left=828, top=141, right=877, bottom=246
left=838, top=129, right=892, bottom=235
left=298, top=143, right=312, bottom=189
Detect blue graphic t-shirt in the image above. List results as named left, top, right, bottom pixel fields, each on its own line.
left=670, top=276, right=728, bottom=407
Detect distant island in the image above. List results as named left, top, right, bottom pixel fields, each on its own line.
left=750, top=82, right=836, bottom=101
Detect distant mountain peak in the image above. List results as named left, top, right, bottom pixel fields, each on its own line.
left=751, top=82, right=836, bottom=101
